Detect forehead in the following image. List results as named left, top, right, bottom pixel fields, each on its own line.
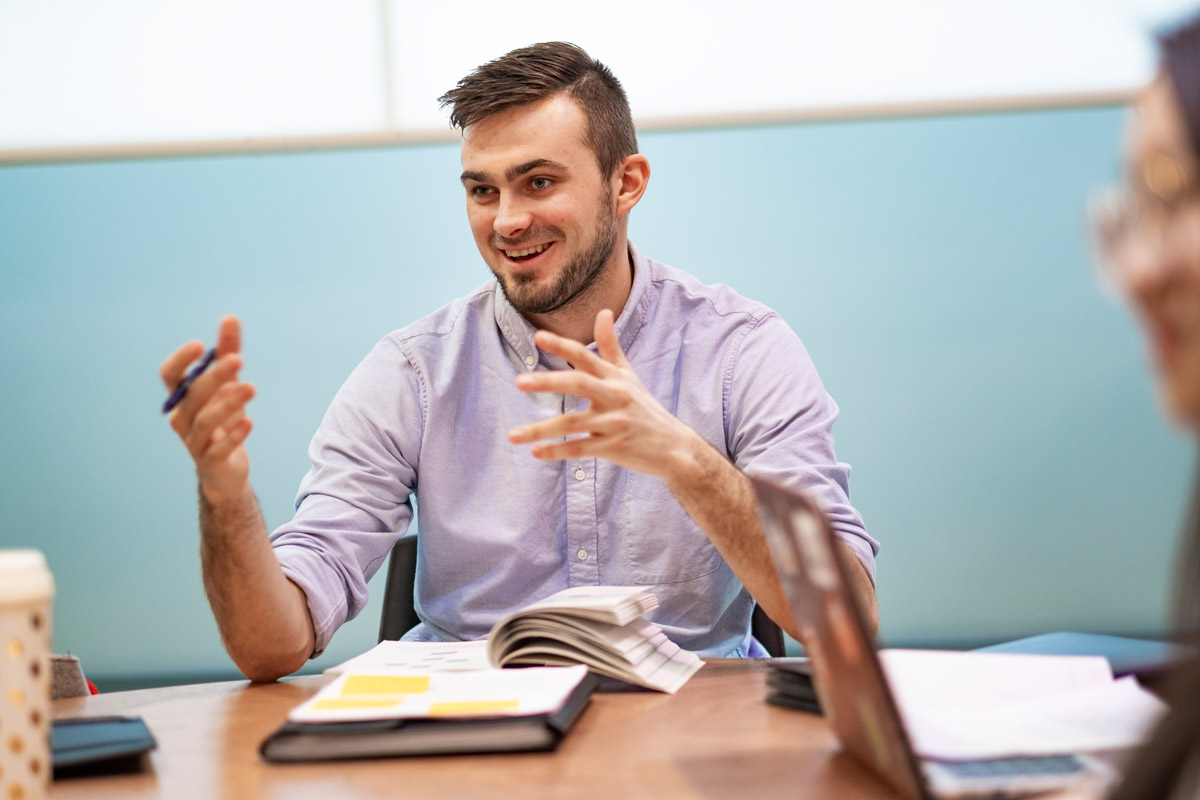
left=459, top=94, right=598, bottom=178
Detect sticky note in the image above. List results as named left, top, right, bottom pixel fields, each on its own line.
left=341, top=675, right=431, bottom=696
left=429, top=700, right=521, bottom=716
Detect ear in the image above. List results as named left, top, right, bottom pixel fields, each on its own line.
left=612, top=154, right=650, bottom=217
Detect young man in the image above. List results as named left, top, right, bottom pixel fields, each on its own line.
left=160, top=42, right=878, bottom=681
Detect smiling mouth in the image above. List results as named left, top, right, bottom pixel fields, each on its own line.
left=502, top=242, right=552, bottom=263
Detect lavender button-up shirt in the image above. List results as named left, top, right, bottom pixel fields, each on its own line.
left=272, top=244, right=877, bottom=658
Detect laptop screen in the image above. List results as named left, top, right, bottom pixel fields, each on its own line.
left=752, top=476, right=930, bottom=800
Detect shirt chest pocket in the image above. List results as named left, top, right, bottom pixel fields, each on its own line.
left=619, top=474, right=725, bottom=585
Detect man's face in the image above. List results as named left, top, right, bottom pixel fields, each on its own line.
left=460, top=95, right=620, bottom=316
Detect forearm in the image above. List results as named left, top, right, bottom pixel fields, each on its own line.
left=663, top=435, right=878, bottom=642
left=198, top=483, right=315, bottom=681
left=837, top=537, right=879, bottom=638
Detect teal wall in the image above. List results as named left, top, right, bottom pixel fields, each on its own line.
left=0, top=104, right=1191, bottom=685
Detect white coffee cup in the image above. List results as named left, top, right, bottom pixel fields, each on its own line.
left=0, top=550, right=55, bottom=800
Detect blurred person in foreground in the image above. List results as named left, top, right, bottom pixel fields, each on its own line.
left=1090, top=13, right=1200, bottom=799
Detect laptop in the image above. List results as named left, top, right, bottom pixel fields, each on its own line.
left=750, top=477, right=1114, bottom=799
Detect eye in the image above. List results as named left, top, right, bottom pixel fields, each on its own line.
left=530, top=176, right=554, bottom=191
left=1145, top=153, right=1187, bottom=208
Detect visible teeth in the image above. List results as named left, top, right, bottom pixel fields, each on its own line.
left=505, top=244, right=547, bottom=258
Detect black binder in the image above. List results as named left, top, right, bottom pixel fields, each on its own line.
left=260, top=672, right=596, bottom=762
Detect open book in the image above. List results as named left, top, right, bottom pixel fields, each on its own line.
left=329, top=586, right=703, bottom=694
left=261, top=587, right=702, bottom=761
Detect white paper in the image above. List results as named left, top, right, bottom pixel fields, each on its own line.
left=879, top=649, right=1116, bottom=709
left=291, top=664, right=589, bottom=723
left=627, top=622, right=704, bottom=694
left=324, top=640, right=490, bottom=677
left=878, top=649, right=1168, bottom=760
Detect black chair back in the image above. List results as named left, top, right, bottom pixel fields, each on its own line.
left=378, top=534, right=420, bottom=642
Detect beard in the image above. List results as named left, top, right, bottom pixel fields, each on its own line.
left=490, top=192, right=619, bottom=316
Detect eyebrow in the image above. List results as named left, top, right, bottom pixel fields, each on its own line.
left=459, top=158, right=568, bottom=185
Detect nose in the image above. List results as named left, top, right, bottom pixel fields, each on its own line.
left=494, top=192, right=532, bottom=240
left=1120, top=236, right=1168, bottom=301
left=1122, top=262, right=1170, bottom=317
left=1121, top=218, right=1194, bottom=302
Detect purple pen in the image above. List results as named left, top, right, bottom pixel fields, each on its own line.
left=161, top=347, right=217, bottom=414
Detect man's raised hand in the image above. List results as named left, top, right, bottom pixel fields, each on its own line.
left=507, top=308, right=701, bottom=482
left=160, top=315, right=255, bottom=502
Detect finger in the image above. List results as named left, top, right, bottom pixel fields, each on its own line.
left=213, top=398, right=250, bottom=434
left=529, top=437, right=601, bottom=461
left=217, top=315, right=242, bottom=357
left=514, top=370, right=628, bottom=405
left=509, top=411, right=594, bottom=444
left=593, top=308, right=630, bottom=369
left=202, top=418, right=253, bottom=463
left=159, top=340, right=207, bottom=390
left=180, top=353, right=244, bottom=413
left=168, top=354, right=244, bottom=437
left=186, top=381, right=255, bottom=449
left=189, top=402, right=252, bottom=466
left=191, top=380, right=254, bottom=432
left=183, top=385, right=246, bottom=451
left=533, top=330, right=612, bottom=377
left=510, top=410, right=632, bottom=445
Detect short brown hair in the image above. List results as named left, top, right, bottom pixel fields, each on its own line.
left=438, top=42, right=638, bottom=179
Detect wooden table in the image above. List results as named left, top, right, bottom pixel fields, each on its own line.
left=49, top=659, right=907, bottom=799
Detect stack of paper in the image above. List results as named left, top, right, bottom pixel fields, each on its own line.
left=764, top=658, right=820, bottom=714
left=879, top=649, right=1169, bottom=760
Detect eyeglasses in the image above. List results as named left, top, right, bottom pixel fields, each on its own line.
left=1088, top=151, right=1200, bottom=295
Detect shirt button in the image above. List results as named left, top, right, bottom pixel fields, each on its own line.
left=523, top=354, right=536, bottom=367
left=576, top=549, right=588, bottom=561
left=574, top=468, right=585, bottom=481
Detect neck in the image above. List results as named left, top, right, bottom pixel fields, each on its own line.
left=524, top=239, right=634, bottom=344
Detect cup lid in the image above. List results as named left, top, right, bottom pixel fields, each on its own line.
left=0, top=549, right=55, bottom=603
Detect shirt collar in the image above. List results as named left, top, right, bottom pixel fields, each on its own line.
left=492, top=242, right=654, bottom=365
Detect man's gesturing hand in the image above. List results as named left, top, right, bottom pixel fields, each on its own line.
left=159, top=315, right=256, bottom=503
left=507, top=309, right=701, bottom=481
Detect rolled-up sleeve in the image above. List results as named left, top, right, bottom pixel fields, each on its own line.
left=271, top=335, right=423, bottom=655
left=724, top=313, right=878, bottom=582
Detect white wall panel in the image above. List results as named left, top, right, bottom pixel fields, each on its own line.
left=391, top=0, right=1165, bottom=134
left=1, top=0, right=1196, bottom=162
left=0, top=0, right=384, bottom=152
